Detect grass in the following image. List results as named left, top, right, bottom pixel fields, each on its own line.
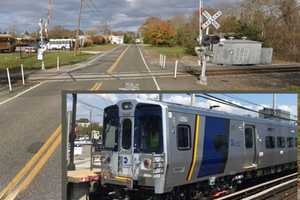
left=0, top=44, right=118, bottom=70
left=144, top=45, right=187, bottom=58
left=81, top=44, right=117, bottom=52
left=0, top=51, right=93, bottom=70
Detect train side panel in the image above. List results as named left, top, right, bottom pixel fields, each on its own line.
left=224, top=120, right=245, bottom=175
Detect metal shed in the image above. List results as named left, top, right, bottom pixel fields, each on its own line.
left=212, top=39, right=262, bottom=65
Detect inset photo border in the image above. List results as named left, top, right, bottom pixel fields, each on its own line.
left=61, top=92, right=298, bottom=200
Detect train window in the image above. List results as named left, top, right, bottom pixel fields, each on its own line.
left=294, top=138, right=298, bottom=148
left=103, top=105, right=119, bottom=150
left=245, top=127, right=254, bottom=149
left=287, top=137, right=293, bottom=148
left=177, top=125, right=191, bottom=150
left=135, top=104, right=163, bottom=154
left=265, top=136, right=275, bottom=149
left=122, top=119, right=132, bottom=150
left=276, top=137, right=285, bottom=148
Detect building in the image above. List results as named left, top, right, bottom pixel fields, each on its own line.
left=135, top=38, right=143, bottom=44
left=111, top=35, right=124, bottom=45
left=76, top=118, right=90, bottom=128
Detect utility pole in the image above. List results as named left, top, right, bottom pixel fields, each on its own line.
left=45, top=0, right=53, bottom=38
left=195, top=0, right=208, bottom=85
left=159, top=94, right=163, bottom=101
left=272, top=94, right=277, bottom=110
left=74, top=0, right=84, bottom=55
left=191, top=94, right=196, bottom=106
left=68, top=93, right=77, bottom=171
left=199, top=0, right=203, bottom=46
left=272, top=94, right=277, bottom=118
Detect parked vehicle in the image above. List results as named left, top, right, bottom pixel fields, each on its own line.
left=0, top=34, right=16, bottom=53
left=24, top=46, right=37, bottom=53
left=46, top=39, right=75, bottom=50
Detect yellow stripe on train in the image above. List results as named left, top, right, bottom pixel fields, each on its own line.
left=187, top=114, right=200, bottom=181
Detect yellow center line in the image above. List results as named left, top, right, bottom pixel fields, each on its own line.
left=94, top=82, right=103, bottom=91
left=5, top=136, right=62, bottom=200
left=1, top=83, right=103, bottom=200
left=90, top=83, right=98, bottom=91
left=0, top=126, right=61, bottom=199
left=106, top=45, right=130, bottom=74
left=90, top=82, right=103, bottom=91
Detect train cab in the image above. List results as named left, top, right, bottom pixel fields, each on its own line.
left=100, top=99, right=167, bottom=194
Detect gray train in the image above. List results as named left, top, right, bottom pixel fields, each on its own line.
left=98, top=99, right=297, bottom=199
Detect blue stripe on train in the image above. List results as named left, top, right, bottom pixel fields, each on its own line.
left=197, top=116, right=230, bottom=177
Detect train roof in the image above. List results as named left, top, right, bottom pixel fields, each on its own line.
left=115, top=98, right=296, bottom=128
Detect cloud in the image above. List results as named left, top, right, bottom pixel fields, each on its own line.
left=67, top=94, right=297, bottom=123
left=0, top=0, right=237, bottom=32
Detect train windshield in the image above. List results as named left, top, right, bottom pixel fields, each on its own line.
left=103, top=105, right=119, bottom=150
left=134, top=104, right=163, bottom=154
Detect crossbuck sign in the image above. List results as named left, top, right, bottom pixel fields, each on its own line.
left=202, top=10, right=222, bottom=30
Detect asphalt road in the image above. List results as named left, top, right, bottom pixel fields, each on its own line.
left=0, top=44, right=300, bottom=200
left=0, top=44, right=160, bottom=200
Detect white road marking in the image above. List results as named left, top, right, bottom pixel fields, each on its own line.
left=137, top=45, right=161, bottom=91
left=67, top=45, right=122, bottom=73
left=0, top=82, right=44, bottom=107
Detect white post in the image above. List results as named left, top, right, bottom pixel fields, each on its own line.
left=6, top=68, right=12, bottom=92
left=42, top=60, right=45, bottom=70
left=163, top=55, right=166, bottom=69
left=160, top=54, right=162, bottom=67
left=199, top=55, right=207, bottom=85
left=57, top=56, right=60, bottom=71
left=174, top=60, right=178, bottom=79
left=21, top=64, right=25, bottom=85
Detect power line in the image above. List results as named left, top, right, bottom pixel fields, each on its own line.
left=196, top=94, right=297, bottom=123
left=221, top=94, right=264, bottom=108
left=220, top=94, right=298, bottom=119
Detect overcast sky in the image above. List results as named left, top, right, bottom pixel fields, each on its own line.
left=66, top=93, right=298, bottom=124
left=0, top=0, right=240, bottom=33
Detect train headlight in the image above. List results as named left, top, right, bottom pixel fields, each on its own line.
left=122, top=102, right=133, bottom=110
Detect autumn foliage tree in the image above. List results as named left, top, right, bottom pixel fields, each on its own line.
left=140, top=17, right=176, bottom=46
left=139, top=1, right=300, bottom=61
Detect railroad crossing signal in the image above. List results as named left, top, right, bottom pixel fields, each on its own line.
left=202, top=10, right=222, bottom=30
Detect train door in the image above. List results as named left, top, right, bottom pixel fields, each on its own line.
left=118, top=117, right=134, bottom=177
left=244, top=125, right=257, bottom=168
left=198, top=116, right=230, bottom=177
left=167, top=111, right=196, bottom=185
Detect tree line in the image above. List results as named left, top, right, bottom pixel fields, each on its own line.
left=139, top=0, right=300, bottom=61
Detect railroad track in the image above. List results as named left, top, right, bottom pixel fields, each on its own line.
left=1, top=64, right=300, bottom=83
left=189, top=65, right=300, bottom=76
left=215, top=173, right=298, bottom=200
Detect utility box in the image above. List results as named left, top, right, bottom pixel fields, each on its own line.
left=212, top=40, right=263, bottom=65
left=261, top=48, right=273, bottom=64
